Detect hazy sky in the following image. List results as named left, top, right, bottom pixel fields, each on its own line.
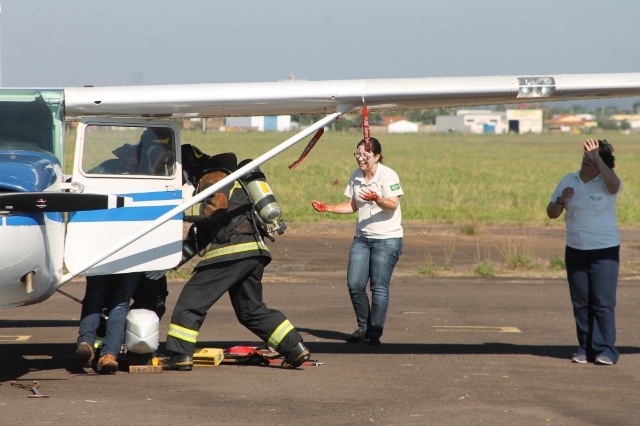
left=1, top=1, right=639, bottom=106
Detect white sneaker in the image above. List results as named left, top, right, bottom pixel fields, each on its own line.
left=595, top=355, right=613, bottom=365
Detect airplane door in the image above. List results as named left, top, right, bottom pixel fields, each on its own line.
left=64, top=119, right=183, bottom=276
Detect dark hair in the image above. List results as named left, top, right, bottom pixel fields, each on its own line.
left=598, top=139, right=615, bottom=169
left=356, top=137, right=383, bottom=163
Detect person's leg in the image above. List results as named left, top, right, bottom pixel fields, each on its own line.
left=565, top=246, right=592, bottom=360
left=77, top=275, right=110, bottom=349
left=100, top=272, right=142, bottom=358
left=588, top=246, right=619, bottom=364
left=165, top=265, right=232, bottom=357
left=367, top=238, right=403, bottom=341
left=131, top=274, right=168, bottom=320
left=346, top=237, right=371, bottom=335
left=76, top=275, right=111, bottom=364
left=228, top=258, right=303, bottom=354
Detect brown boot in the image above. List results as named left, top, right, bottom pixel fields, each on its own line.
left=75, top=342, right=94, bottom=366
left=97, top=354, right=118, bottom=374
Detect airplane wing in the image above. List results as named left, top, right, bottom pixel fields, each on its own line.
left=63, top=73, right=640, bottom=118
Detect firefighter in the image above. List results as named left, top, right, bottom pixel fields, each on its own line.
left=162, top=147, right=310, bottom=370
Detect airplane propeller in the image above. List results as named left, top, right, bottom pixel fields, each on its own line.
left=0, top=192, right=131, bottom=213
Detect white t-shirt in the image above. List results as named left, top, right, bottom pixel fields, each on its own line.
left=550, top=170, right=621, bottom=250
left=344, top=163, right=404, bottom=239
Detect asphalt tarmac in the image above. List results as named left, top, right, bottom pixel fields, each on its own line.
left=2, top=225, right=640, bottom=425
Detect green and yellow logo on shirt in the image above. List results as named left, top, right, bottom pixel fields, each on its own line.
left=390, top=183, right=401, bottom=191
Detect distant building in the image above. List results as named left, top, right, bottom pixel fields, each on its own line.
left=224, top=115, right=292, bottom=132
left=506, top=109, right=543, bottom=133
left=545, top=114, right=595, bottom=133
left=436, top=110, right=507, bottom=134
left=183, top=118, right=224, bottom=131
left=435, top=109, right=543, bottom=134
left=388, top=119, right=419, bottom=133
left=611, top=114, right=640, bottom=132
left=379, top=116, right=407, bottom=126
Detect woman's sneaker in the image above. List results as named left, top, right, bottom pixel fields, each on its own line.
left=595, top=355, right=613, bottom=365
left=345, top=330, right=366, bottom=344
left=571, top=354, right=587, bottom=364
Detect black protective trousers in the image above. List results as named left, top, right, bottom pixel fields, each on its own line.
left=165, top=257, right=302, bottom=357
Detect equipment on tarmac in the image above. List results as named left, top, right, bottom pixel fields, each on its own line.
left=124, top=309, right=159, bottom=368
left=192, top=348, right=224, bottom=366
left=220, top=345, right=322, bottom=368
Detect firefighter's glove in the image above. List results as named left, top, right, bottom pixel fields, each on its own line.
left=145, top=270, right=169, bottom=281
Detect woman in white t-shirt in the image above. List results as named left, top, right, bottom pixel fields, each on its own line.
left=312, top=138, right=403, bottom=346
left=547, top=138, right=621, bottom=365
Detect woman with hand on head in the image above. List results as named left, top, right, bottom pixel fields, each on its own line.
left=312, top=137, right=403, bottom=346
left=547, top=138, right=621, bottom=365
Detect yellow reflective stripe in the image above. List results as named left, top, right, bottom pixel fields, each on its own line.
left=168, top=323, right=199, bottom=343
left=201, top=241, right=269, bottom=261
left=268, top=320, right=294, bottom=348
left=229, top=181, right=242, bottom=197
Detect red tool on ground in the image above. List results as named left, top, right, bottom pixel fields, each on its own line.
left=222, top=345, right=323, bottom=367
left=11, top=380, right=50, bottom=398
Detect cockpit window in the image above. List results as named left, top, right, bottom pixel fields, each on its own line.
left=0, top=89, right=64, bottom=161
left=82, top=125, right=176, bottom=177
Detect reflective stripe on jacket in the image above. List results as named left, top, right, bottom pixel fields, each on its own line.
left=195, top=181, right=271, bottom=268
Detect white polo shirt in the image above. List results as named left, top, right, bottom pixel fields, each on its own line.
left=551, top=170, right=621, bottom=250
left=344, top=163, right=403, bottom=239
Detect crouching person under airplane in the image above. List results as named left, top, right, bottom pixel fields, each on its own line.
left=162, top=147, right=310, bottom=371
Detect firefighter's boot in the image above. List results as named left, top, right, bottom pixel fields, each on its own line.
left=281, top=342, right=310, bottom=369
left=162, top=354, right=193, bottom=371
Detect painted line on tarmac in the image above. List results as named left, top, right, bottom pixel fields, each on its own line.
left=433, top=326, right=521, bottom=333
left=0, top=335, right=31, bottom=342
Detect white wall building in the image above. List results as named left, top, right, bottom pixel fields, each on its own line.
left=436, top=110, right=507, bottom=134
left=388, top=119, right=419, bottom=133
left=436, top=109, right=543, bottom=134
left=506, top=109, right=544, bottom=133
left=225, top=115, right=292, bottom=132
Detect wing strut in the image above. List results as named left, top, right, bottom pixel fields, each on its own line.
left=58, top=106, right=354, bottom=287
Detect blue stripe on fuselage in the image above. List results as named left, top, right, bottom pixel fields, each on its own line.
left=68, top=191, right=182, bottom=223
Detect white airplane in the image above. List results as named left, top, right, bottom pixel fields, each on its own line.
left=1, top=73, right=639, bottom=309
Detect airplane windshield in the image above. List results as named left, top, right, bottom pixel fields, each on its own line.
left=82, top=125, right=176, bottom=177
left=0, top=89, right=65, bottom=162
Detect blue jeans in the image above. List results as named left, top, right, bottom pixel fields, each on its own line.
left=565, top=245, right=619, bottom=363
left=77, top=272, right=142, bottom=357
left=347, top=236, right=403, bottom=339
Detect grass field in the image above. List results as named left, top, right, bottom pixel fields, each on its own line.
left=65, top=129, right=640, bottom=227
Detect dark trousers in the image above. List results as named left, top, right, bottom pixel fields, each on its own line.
left=166, top=257, right=302, bottom=356
left=131, top=275, right=168, bottom=320
left=565, top=245, right=619, bottom=363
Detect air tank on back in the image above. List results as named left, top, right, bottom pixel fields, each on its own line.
left=238, top=159, right=286, bottom=235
